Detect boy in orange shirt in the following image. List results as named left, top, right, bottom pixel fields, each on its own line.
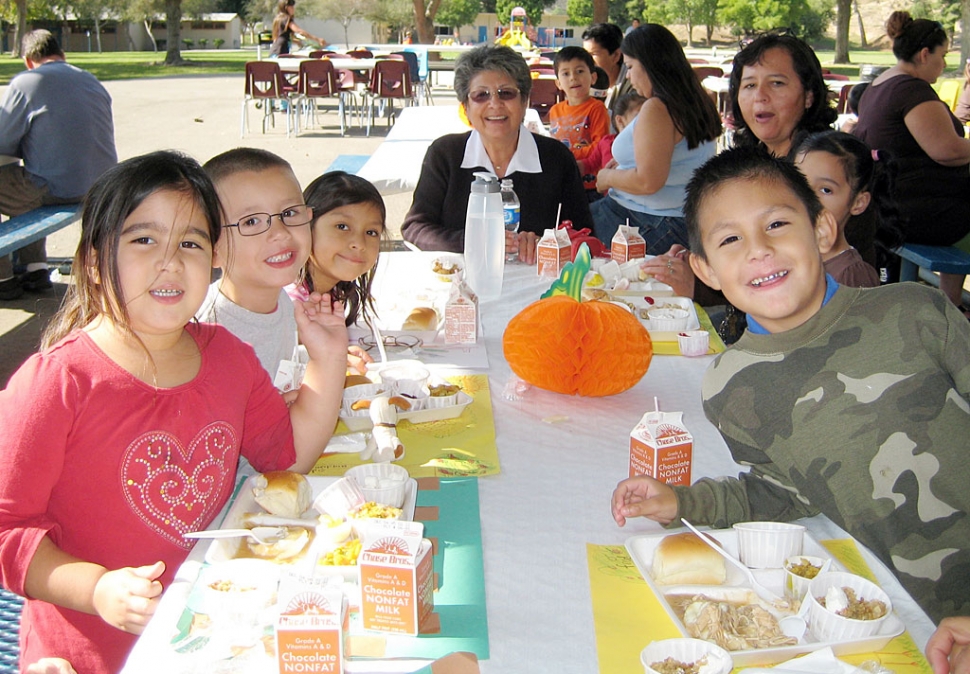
left=548, top=46, right=610, bottom=199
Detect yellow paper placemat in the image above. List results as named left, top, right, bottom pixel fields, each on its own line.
left=311, top=374, right=500, bottom=478
left=587, top=540, right=932, bottom=673
left=650, top=304, right=726, bottom=356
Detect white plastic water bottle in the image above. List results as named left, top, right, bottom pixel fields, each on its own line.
left=463, top=172, right=505, bottom=302
left=500, top=178, right=520, bottom=263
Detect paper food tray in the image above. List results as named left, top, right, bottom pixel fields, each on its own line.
left=625, top=529, right=904, bottom=667
left=203, top=474, right=418, bottom=579
left=340, top=391, right=473, bottom=432
left=614, top=295, right=701, bottom=341
left=606, top=279, right=675, bottom=296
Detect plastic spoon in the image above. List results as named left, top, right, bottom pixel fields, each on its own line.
left=680, top=518, right=783, bottom=604
left=183, top=526, right=286, bottom=545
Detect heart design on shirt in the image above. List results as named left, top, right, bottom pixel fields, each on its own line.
left=121, top=422, right=237, bottom=548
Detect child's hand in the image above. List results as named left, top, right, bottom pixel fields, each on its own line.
left=92, top=561, right=165, bottom=635
left=611, top=476, right=678, bottom=526
left=347, top=345, right=373, bottom=375
left=927, top=616, right=970, bottom=674
left=640, top=245, right=694, bottom=298
left=24, top=659, right=77, bottom=674
left=294, top=293, right=350, bottom=363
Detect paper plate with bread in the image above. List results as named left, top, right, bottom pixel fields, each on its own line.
left=625, top=528, right=903, bottom=667
left=340, top=367, right=473, bottom=432
left=201, top=471, right=417, bottom=581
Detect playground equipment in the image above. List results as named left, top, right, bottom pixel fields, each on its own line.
left=496, top=7, right=534, bottom=49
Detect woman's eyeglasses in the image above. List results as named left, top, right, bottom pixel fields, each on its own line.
left=467, top=88, right=520, bottom=104
left=224, top=204, right=313, bottom=237
left=357, top=335, right=423, bottom=352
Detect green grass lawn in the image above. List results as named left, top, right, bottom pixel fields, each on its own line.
left=0, top=49, right=254, bottom=85
left=0, top=44, right=964, bottom=86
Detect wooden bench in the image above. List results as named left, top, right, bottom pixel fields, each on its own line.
left=895, top=243, right=970, bottom=283
left=0, top=205, right=80, bottom=259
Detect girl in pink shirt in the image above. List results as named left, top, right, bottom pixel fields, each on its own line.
left=0, top=151, right=348, bottom=674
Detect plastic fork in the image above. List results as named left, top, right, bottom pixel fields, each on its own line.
left=183, top=526, right=286, bottom=545
left=680, top=518, right=784, bottom=604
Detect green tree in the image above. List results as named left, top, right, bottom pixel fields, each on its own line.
left=313, top=0, right=374, bottom=47
left=121, top=0, right=163, bottom=51
left=718, top=0, right=831, bottom=40
left=566, top=0, right=592, bottom=25
left=412, top=0, right=444, bottom=43
left=367, top=0, right=414, bottom=42
left=494, top=0, right=553, bottom=28
left=435, top=0, right=480, bottom=40
left=165, top=0, right=184, bottom=65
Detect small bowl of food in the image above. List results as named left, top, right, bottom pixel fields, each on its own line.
left=426, top=381, right=461, bottom=408
left=784, top=554, right=826, bottom=601
left=677, top=330, right=710, bottom=357
left=732, top=521, right=804, bottom=569
left=432, top=255, right=463, bottom=282
left=199, top=559, right=280, bottom=627
left=344, top=463, right=410, bottom=508
left=646, top=306, right=690, bottom=332
left=312, top=477, right=366, bottom=520
left=807, top=571, right=892, bottom=641
left=378, top=361, right=430, bottom=396
left=640, top=638, right=732, bottom=674
left=341, top=382, right=384, bottom=416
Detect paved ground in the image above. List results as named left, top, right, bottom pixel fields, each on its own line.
left=0, top=73, right=458, bottom=385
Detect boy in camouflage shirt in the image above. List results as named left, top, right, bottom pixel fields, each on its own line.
left=611, top=146, right=970, bottom=622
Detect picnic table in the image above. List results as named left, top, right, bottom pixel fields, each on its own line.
left=122, top=252, right=937, bottom=673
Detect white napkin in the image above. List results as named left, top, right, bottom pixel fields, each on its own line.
left=740, top=647, right=867, bottom=674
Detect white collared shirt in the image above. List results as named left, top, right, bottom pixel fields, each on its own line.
left=460, top=126, right=543, bottom=176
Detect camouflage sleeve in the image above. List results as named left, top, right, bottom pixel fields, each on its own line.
left=940, top=298, right=970, bottom=398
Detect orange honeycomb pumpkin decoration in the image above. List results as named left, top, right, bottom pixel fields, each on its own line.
left=503, top=295, right=653, bottom=396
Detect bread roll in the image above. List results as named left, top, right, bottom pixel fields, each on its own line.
left=402, top=307, right=438, bottom=331
left=345, top=374, right=372, bottom=388
left=652, top=531, right=727, bottom=586
left=252, top=471, right=312, bottom=519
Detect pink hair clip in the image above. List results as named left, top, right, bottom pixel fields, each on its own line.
left=871, top=149, right=880, bottom=161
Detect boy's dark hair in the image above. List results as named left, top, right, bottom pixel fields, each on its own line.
left=685, top=146, right=823, bottom=259
left=203, top=147, right=294, bottom=187
left=581, top=23, right=623, bottom=54
left=553, top=46, right=595, bottom=75
left=847, top=81, right=868, bottom=115
left=614, top=91, right=646, bottom=118
left=22, top=29, right=64, bottom=61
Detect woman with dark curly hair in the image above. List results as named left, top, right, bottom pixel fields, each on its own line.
left=590, top=24, right=721, bottom=253
left=853, top=11, right=970, bottom=307
left=729, top=33, right=836, bottom=158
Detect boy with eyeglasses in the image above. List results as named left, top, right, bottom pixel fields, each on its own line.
left=198, top=148, right=320, bottom=386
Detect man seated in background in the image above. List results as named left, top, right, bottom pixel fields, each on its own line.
left=0, top=29, right=116, bottom=301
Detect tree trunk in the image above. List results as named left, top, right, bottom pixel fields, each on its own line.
left=592, top=0, right=608, bottom=24
left=412, top=0, right=434, bottom=43
left=834, top=0, right=851, bottom=64
left=14, top=0, right=27, bottom=57
left=853, top=0, right=867, bottom=48
left=962, top=0, right=970, bottom=71
left=685, top=20, right=693, bottom=47
left=145, top=19, right=159, bottom=51
left=165, top=0, right=184, bottom=65
left=706, top=24, right=714, bottom=46
left=94, top=16, right=103, bottom=53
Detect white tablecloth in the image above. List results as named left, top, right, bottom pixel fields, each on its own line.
left=123, top=253, right=936, bottom=673
left=357, top=106, right=545, bottom=195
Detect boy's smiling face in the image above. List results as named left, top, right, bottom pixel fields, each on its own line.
left=555, top=58, right=594, bottom=106
left=689, top=177, right=837, bottom=334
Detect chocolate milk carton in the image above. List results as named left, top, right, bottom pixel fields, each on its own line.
left=358, top=520, right=434, bottom=635
left=276, top=573, right=348, bottom=673
left=611, top=224, right=646, bottom=264
left=629, top=411, right=693, bottom=486
left=444, top=279, right=478, bottom=345
left=536, top=227, right=571, bottom=278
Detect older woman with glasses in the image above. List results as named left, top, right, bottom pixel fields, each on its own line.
left=402, top=45, right=592, bottom=263
left=854, top=11, right=970, bottom=308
